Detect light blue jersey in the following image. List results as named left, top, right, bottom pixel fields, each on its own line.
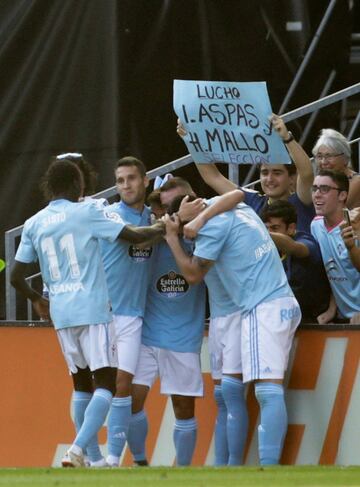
left=311, top=217, right=360, bottom=318
left=100, top=201, right=153, bottom=317
left=194, top=202, right=293, bottom=315
left=205, top=267, right=239, bottom=318
left=142, top=240, right=206, bottom=353
left=15, top=199, right=125, bottom=329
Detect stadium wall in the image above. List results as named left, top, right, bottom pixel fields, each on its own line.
left=0, top=325, right=358, bottom=467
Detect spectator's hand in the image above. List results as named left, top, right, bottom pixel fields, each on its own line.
left=350, top=207, right=360, bottom=232
left=317, top=306, right=336, bottom=325
left=33, top=296, right=50, bottom=322
left=163, top=213, right=180, bottom=240
left=183, top=215, right=206, bottom=240
left=340, top=222, right=356, bottom=250
left=177, top=118, right=187, bottom=137
left=178, top=196, right=205, bottom=223
left=350, top=312, right=360, bottom=325
left=269, top=113, right=288, bottom=140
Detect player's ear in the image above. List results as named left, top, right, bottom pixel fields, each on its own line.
left=144, top=176, right=150, bottom=189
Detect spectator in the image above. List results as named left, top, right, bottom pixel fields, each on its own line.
left=311, top=169, right=360, bottom=323
left=260, top=200, right=331, bottom=323
left=177, top=114, right=315, bottom=233
left=312, top=128, right=360, bottom=209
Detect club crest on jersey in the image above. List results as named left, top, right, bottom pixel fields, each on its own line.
left=337, top=243, right=344, bottom=256
left=103, top=210, right=124, bottom=224
left=156, top=270, right=189, bottom=297
left=325, top=258, right=339, bottom=274
left=128, top=245, right=152, bottom=261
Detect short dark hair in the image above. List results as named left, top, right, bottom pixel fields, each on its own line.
left=260, top=200, right=297, bottom=226
left=41, top=160, right=83, bottom=201
left=53, top=153, right=98, bottom=195
left=317, top=169, right=349, bottom=192
left=115, top=156, right=146, bottom=177
left=147, top=189, right=162, bottom=207
left=167, top=194, right=197, bottom=216
left=260, top=162, right=297, bottom=176
left=159, top=177, right=194, bottom=194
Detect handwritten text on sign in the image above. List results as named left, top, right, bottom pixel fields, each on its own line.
left=173, top=80, right=290, bottom=165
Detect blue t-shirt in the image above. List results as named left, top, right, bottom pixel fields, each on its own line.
left=15, top=199, right=125, bottom=329
left=243, top=189, right=315, bottom=234
left=100, top=201, right=153, bottom=317
left=142, top=240, right=206, bottom=353
left=194, top=202, right=293, bottom=315
left=311, top=217, right=360, bottom=318
left=282, top=231, right=330, bottom=320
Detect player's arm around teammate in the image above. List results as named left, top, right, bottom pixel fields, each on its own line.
left=164, top=213, right=214, bottom=284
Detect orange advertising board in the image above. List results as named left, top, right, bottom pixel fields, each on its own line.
left=0, top=326, right=359, bottom=467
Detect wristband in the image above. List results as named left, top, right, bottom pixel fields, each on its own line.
left=283, top=131, right=294, bottom=144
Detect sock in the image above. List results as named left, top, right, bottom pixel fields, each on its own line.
left=255, top=382, right=287, bottom=465
left=213, top=385, right=229, bottom=466
left=73, top=388, right=112, bottom=453
left=107, top=396, right=132, bottom=462
left=221, top=376, right=248, bottom=465
left=127, top=410, right=148, bottom=462
left=173, top=417, right=197, bottom=466
left=72, top=391, right=103, bottom=463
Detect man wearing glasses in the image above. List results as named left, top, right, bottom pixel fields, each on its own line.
left=310, top=169, right=360, bottom=324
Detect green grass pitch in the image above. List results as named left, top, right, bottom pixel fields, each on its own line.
left=0, top=466, right=359, bottom=487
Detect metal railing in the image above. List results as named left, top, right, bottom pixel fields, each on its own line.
left=278, top=0, right=338, bottom=115
left=4, top=82, right=360, bottom=320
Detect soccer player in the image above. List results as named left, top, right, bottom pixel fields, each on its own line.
left=177, top=114, right=315, bottom=233
left=126, top=178, right=206, bottom=467
left=205, top=267, right=248, bottom=466
left=99, top=156, right=155, bottom=467
left=10, top=158, right=165, bottom=467
left=163, top=196, right=301, bottom=465
left=310, top=169, right=360, bottom=323
left=164, top=183, right=249, bottom=466
left=260, top=200, right=331, bottom=322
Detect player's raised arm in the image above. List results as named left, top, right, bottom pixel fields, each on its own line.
left=11, top=261, right=50, bottom=321
left=183, top=190, right=244, bottom=239
left=270, top=114, right=314, bottom=205
left=177, top=118, right=238, bottom=195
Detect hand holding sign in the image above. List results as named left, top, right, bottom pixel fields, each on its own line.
left=173, top=80, right=291, bottom=165
left=270, top=114, right=292, bottom=141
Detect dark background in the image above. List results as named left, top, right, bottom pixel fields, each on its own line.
left=0, top=0, right=359, bottom=318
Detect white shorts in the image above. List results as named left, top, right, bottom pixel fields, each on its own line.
left=108, top=315, right=142, bottom=374
left=57, top=323, right=113, bottom=374
left=241, top=296, right=301, bottom=383
left=133, top=344, right=203, bottom=397
left=208, top=310, right=243, bottom=379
